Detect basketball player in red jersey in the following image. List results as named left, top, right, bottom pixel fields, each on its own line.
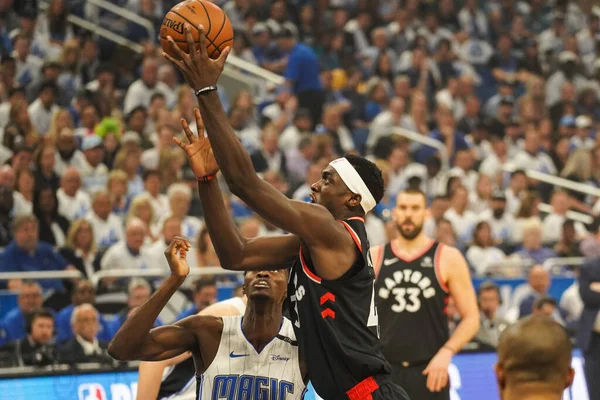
left=371, top=188, right=479, bottom=400
left=162, top=25, right=410, bottom=399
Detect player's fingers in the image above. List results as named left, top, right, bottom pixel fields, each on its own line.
left=166, top=37, right=189, bottom=64
left=197, top=24, right=208, bottom=59
left=173, top=136, right=186, bottom=150
left=184, top=24, right=196, bottom=57
left=193, top=108, right=204, bottom=134
left=162, top=51, right=185, bottom=71
left=216, top=46, right=230, bottom=69
left=435, top=371, right=445, bottom=392
left=180, top=118, right=196, bottom=143
left=425, top=372, right=435, bottom=392
left=440, top=371, right=448, bottom=390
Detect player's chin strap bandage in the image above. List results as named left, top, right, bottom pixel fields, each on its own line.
left=329, top=157, right=376, bottom=213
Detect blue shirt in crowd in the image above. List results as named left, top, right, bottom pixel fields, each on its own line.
left=176, top=305, right=199, bottom=321
left=55, top=304, right=113, bottom=344
left=0, top=308, right=56, bottom=346
left=284, top=43, right=322, bottom=93
left=0, top=241, right=69, bottom=291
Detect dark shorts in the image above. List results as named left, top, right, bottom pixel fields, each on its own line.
left=372, top=381, right=411, bottom=400
left=389, top=363, right=450, bottom=400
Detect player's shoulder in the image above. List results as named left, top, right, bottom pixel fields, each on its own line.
left=438, top=242, right=465, bottom=262
left=177, top=314, right=224, bottom=335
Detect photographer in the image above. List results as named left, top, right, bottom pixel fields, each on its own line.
left=0, top=309, right=57, bottom=367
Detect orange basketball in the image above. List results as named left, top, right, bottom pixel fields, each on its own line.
left=160, top=0, right=234, bottom=60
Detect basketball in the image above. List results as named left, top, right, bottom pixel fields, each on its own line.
left=160, top=0, right=234, bottom=59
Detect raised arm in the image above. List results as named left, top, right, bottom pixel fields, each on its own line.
left=109, top=238, right=198, bottom=361
left=164, top=26, right=348, bottom=250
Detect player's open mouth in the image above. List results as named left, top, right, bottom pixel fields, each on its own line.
left=253, top=280, right=270, bottom=289
left=309, top=193, right=316, bottom=203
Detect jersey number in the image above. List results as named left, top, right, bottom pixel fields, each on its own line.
left=391, top=288, right=421, bottom=313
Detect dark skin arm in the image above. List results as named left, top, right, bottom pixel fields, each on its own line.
left=166, top=28, right=359, bottom=280
left=108, top=237, right=222, bottom=369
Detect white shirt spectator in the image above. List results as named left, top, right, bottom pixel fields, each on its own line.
left=465, top=135, right=492, bottom=161
left=478, top=209, right=515, bottom=243
left=100, top=240, right=152, bottom=271
left=560, top=281, right=584, bottom=322
left=466, top=245, right=506, bottom=276
left=79, top=160, right=109, bottom=194
left=368, top=111, right=415, bottom=152
left=12, top=192, right=32, bottom=217
left=57, top=188, right=91, bottom=222
left=279, top=125, right=303, bottom=153
left=148, top=194, right=169, bottom=223
left=458, top=8, right=489, bottom=39
left=28, top=98, right=59, bottom=136
left=54, top=150, right=87, bottom=177
left=154, top=213, right=203, bottom=243
left=444, top=208, right=478, bottom=244
left=123, top=80, right=171, bottom=114
left=86, top=211, right=124, bottom=250
left=569, top=136, right=595, bottom=151
left=511, top=150, right=556, bottom=175
left=541, top=213, right=588, bottom=243
left=479, top=152, right=505, bottom=179
left=448, top=167, right=479, bottom=192
left=145, top=239, right=171, bottom=274
left=468, top=192, right=490, bottom=214
left=0, top=102, right=10, bottom=129
left=505, top=188, right=523, bottom=216
left=15, top=53, right=42, bottom=86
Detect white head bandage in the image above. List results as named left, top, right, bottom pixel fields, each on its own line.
left=329, top=157, right=376, bottom=213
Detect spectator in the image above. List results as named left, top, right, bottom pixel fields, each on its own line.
left=580, top=217, right=600, bottom=258
left=99, top=217, right=152, bottom=290
left=59, top=219, right=99, bottom=279
left=176, top=277, right=218, bottom=320
left=436, top=218, right=457, bottom=248
left=55, top=281, right=111, bottom=344
left=0, top=281, right=43, bottom=345
left=32, top=185, right=69, bottom=247
left=560, top=266, right=584, bottom=325
left=114, top=147, right=144, bottom=198
left=423, top=195, right=450, bottom=238
left=285, top=134, right=315, bottom=186
left=506, top=170, right=528, bottom=216
left=466, top=221, right=507, bottom=276
left=142, top=170, right=168, bottom=220
left=1, top=215, right=74, bottom=291
left=196, top=226, right=220, bottom=268
left=58, top=304, right=111, bottom=364
left=145, top=216, right=181, bottom=272
left=513, top=219, right=556, bottom=265
left=86, top=191, right=123, bottom=250
left=317, top=105, right=354, bottom=155
left=80, top=135, right=109, bottom=193
left=518, top=265, right=553, bottom=319
left=126, top=193, right=156, bottom=242
left=367, top=97, right=413, bottom=153
left=123, top=57, right=170, bottom=114
left=467, top=170, right=492, bottom=215
left=155, top=183, right=202, bottom=243
left=0, top=185, right=13, bottom=247
left=33, top=144, right=60, bottom=191
left=475, top=281, right=509, bottom=349
left=12, top=168, right=34, bottom=216
left=57, top=166, right=91, bottom=221
left=27, top=80, right=59, bottom=136
left=554, top=220, right=583, bottom=258
left=512, top=128, right=556, bottom=175
left=279, top=23, right=324, bottom=129
left=444, top=185, right=477, bottom=245
left=0, top=309, right=57, bottom=367
left=250, top=124, right=288, bottom=177
left=417, top=108, right=470, bottom=163
left=279, top=108, right=313, bottom=154
left=542, top=191, right=587, bottom=243
left=106, top=170, right=131, bottom=218
left=479, top=189, right=515, bottom=244
left=532, top=296, right=565, bottom=326
left=54, top=127, right=86, bottom=175
left=106, top=279, right=161, bottom=337
left=140, top=124, right=176, bottom=171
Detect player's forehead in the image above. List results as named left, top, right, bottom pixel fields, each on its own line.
left=396, top=192, right=426, bottom=207
left=322, top=166, right=344, bottom=186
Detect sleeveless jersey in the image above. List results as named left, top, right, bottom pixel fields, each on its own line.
left=197, top=315, right=305, bottom=400
left=158, top=297, right=247, bottom=400
left=288, top=216, right=390, bottom=399
left=373, top=240, right=449, bottom=364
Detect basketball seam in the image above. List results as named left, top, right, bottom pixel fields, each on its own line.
left=196, top=0, right=212, bottom=35
left=210, top=12, right=229, bottom=58
left=214, top=37, right=233, bottom=50
left=169, top=9, right=219, bottom=51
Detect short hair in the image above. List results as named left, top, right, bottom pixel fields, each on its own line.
left=167, top=183, right=192, bottom=199
left=71, top=303, right=98, bottom=325
left=497, top=315, right=572, bottom=386
left=12, top=214, right=38, bottom=234
left=343, top=154, right=385, bottom=206
left=142, top=169, right=160, bottom=181
left=39, top=80, right=59, bottom=95
left=478, top=281, right=500, bottom=297
left=29, top=308, right=54, bottom=326
left=150, top=92, right=166, bottom=103
left=128, top=278, right=151, bottom=295
left=533, top=296, right=557, bottom=311
left=511, top=169, right=527, bottom=178
left=194, top=277, right=217, bottom=293
left=398, top=188, right=427, bottom=205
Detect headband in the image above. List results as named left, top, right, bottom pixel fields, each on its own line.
left=329, top=157, right=376, bottom=213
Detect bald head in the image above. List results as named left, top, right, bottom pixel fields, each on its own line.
left=126, top=217, right=147, bottom=251
left=61, top=167, right=82, bottom=196
left=528, top=265, right=550, bottom=294
left=496, top=315, right=574, bottom=398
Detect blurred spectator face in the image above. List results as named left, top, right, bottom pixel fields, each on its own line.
left=0, top=166, right=16, bottom=188
left=332, top=8, right=348, bottom=29
left=372, top=28, right=387, bottom=50
left=510, top=172, right=527, bottom=192
left=491, top=198, right=506, bottom=219
left=388, top=147, right=407, bottom=171
left=74, top=221, right=94, bottom=252
left=92, top=192, right=112, bottom=220
left=14, top=36, right=30, bottom=60
left=551, top=192, right=570, bottom=215
left=523, top=226, right=543, bottom=251
left=30, top=315, right=54, bottom=345
left=322, top=108, right=341, bottom=131
left=39, top=86, right=57, bottom=109
left=57, top=129, right=77, bottom=153
left=277, top=36, right=295, bottom=53
left=411, top=48, right=426, bottom=69
left=299, top=138, right=316, bottom=160
left=430, top=197, right=449, bottom=221
left=18, top=16, right=36, bottom=36
left=128, top=110, right=147, bottom=133
left=15, top=220, right=39, bottom=252
left=81, top=105, right=98, bottom=130
left=476, top=175, right=492, bottom=198
left=136, top=201, right=153, bottom=225
left=240, top=218, right=260, bottom=238
left=38, top=188, right=56, bottom=215
left=140, top=0, right=155, bottom=14
left=19, top=283, right=43, bottom=313
left=299, top=4, right=313, bottom=25
left=264, top=171, right=289, bottom=193
left=497, top=34, right=512, bottom=54
left=97, top=70, right=114, bottom=88
left=73, top=307, right=99, bottom=342
left=464, top=97, right=480, bottom=117
left=554, top=138, right=570, bottom=160
left=479, top=288, right=500, bottom=318
left=149, top=96, right=166, bottom=118
left=163, top=218, right=181, bottom=243
left=393, top=191, right=428, bottom=239
left=81, top=40, right=97, bottom=62
left=61, top=168, right=82, bottom=196
left=73, top=281, right=95, bottom=305
left=194, top=283, right=217, bottom=311
left=475, top=222, right=492, bottom=246
left=126, top=222, right=146, bottom=251
left=170, top=192, right=190, bottom=218
left=12, top=149, right=33, bottom=172
left=39, top=146, right=55, bottom=173
left=128, top=285, right=151, bottom=308
left=9, top=89, right=26, bottom=107
left=84, top=145, right=105, bottom=167
left=141, top=59, right=158, bottom=88
left=562, top=222, right=576, bottom=243
left=270, top=0, right=285, bottom=21
left=0, top=186, right=14, bottom=213
left=253, top=30, right=270, bottom=47
left=158, top=65, right=177, bottom=88
left=498, top=102, right=513, bottom=121
left=228, top=107, right=247, bottom=130
left=424, top=13, right=438, bottom=31
left=110, top=178, right=127, bottom=198
left=389, top=98, right=405, bottom=117
left=560, top=82, right=575, bottom=102
left=16, top=170, right=34, bottom=195
left=393, top=77, right=410, bottom=100
left=451, top=186, right=469, bottom=210
left=455, top=150, right=474, bottom=171
left=320, top=70, right=332, bottom=89
left=436, top=220, right=456, bottom=246
left=295, top=115, right=312, bottom=132
left=144, top=173, right=160, bottom=196
left=523, top=131, right=539, bottom=153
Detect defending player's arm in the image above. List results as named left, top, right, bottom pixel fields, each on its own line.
left=423, top=245, right=480, bottom=392
left=164, top=27, right=355, bottom=279
left=109, top=238, right=200, bottom=361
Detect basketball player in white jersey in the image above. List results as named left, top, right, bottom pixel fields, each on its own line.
left=108, top=237, right=307, bottom=399
left=136, top=296, right=247, bottom=400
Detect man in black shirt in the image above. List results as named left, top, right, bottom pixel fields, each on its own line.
left=0, top=309, right=57, bottom=367
left=0, top=185, right=13, bottom=247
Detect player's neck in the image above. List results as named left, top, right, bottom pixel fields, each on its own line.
left=502, top=385, right=564, bottom=400
left=392, top=232, right=431, bottom=254
left=241, top=301, right=283, bottom=353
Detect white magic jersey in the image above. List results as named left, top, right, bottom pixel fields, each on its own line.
left=159, top=297, right=247, bottom=400
left=197, top=315, right=305, bottom=400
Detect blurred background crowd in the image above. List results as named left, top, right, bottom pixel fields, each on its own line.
left=0, top=0, right=599, bottom=372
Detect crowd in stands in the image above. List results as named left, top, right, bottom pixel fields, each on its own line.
left=0, top=0, right=600, bottom=366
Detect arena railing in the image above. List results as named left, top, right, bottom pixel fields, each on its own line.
left=0, top=270, right=84, bottom=282
left=38, top=1, right=144, bottom=54
left=543, top=257, right=585, bottom=273
left=392, top=128, right=450, bottom=170
left=503, top=165, right=600, bottom=198
left=537, top=203, right=594, bottom=224
left=89, top=267, right=242, bottom=288
left=85, top=0, right=155, bottom=41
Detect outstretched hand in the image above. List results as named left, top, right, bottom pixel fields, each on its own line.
left=174, top=108, right=219, bottom=179
left=164, top=236, right=192, bottom=277
left=162, top=23, right=230, bottom=91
